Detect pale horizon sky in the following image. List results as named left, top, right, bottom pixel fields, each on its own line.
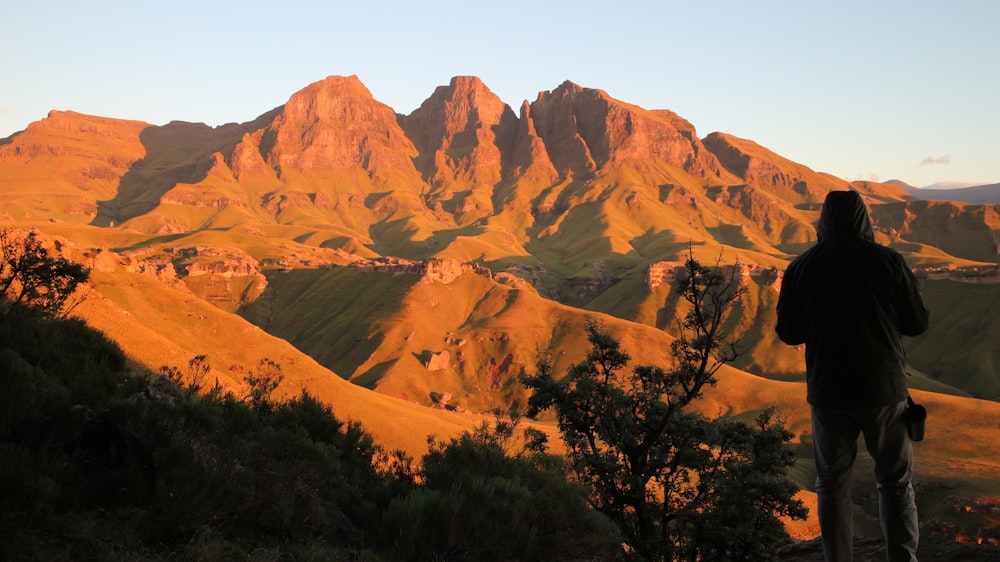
left=2, top=0, right=997, bottom=189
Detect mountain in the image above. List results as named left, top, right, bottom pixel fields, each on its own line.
left=2, top=75, right=1000, bottom=542
left=894, top=180, right=1000, bottom=205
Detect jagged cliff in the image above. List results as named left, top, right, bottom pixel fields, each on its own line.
left=2, top=74, right=941, bottom=261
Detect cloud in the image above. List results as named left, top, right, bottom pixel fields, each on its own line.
left=841, top=173, right=881, bottom=183
left=919, top=155, right=951, bottom=166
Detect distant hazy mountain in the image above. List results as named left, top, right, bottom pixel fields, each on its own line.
left=889, top=179, right=1000, bottom=204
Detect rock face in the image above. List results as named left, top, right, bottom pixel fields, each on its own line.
left=257, top=76, right=422, bottom=183
left=509, top=100, right=559, bottom=195
left=402, top=77, right=518, bottom=190
left=645, top=261, right=685, bottom=290
left=399, top=76, right=520, bottom=223
left=527, top=81, right=731, bottom=180
left=703, top=132, right=844, bottom=204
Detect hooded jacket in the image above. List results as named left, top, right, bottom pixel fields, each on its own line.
left=776, top=190, right=930, bottom=408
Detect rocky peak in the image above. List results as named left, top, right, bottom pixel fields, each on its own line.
left=527, top=82, right=605, bottom=174
left=253, top=75, right=422, bottom=187
left=400, top=75, right=518, bottom=191
left=527, top=82, right=729, bottom=180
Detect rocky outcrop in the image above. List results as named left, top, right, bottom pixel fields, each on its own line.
left=645, top=259, right=999, bottom=293
left=645, top=261, right=783, bottom=291
left=872, top=200, right=1000, bottom=264
left=645, top=261, right=685, bottom=290
left=161, top=246, right=262, bottom=278
left=916, top=265, right=1000, bottom=284
left=420, top=258, right=482, bottom=284
left=347, top=256, right=492, bottom=285
left=424, top=350, right=450, bottom=371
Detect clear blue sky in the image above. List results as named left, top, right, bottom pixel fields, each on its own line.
left=3, top=0, right=997, bottom=188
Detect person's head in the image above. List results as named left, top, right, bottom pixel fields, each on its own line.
left=816, top=190, right=874, bottom=242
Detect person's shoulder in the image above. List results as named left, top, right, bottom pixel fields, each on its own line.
left=788, top=244, right=821, bottom=264
left=785, top=249, right=811, bottom=273
left=861, top=240, right=912, bottom=271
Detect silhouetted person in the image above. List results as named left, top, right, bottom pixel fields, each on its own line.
left=776, top=190, right=929, bottom=562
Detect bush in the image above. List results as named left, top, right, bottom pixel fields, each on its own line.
left=0, top=303, right=408, bottom=559
left=382, top=419, right=622, bottom=561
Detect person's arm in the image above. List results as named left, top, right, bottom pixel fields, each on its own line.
left=776, top=263, right=806, bottom=346
left=896, top=254, right=930, bottom=337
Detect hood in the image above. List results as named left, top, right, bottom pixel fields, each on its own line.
left=816, top=190, right=875, bottom=242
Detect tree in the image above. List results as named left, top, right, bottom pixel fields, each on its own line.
left=521, top=255, right=806, bottom=561
left=0, top=228, right=90, bottom=316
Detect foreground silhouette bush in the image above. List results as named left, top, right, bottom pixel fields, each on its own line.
left=381, top=418, right=622, bottom=561
left=0, top=302, right=406, bottom=559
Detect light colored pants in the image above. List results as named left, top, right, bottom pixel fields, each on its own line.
left=811, top=400, right=918, bottom=562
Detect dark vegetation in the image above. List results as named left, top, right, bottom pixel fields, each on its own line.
left=0, top=228, right=89, bottom=317
left=0, top=234, right=805, bottom=560
left=0, top=300, right=622, bottom=561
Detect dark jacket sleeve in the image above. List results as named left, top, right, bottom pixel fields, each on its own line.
left=775, top=261, right=806, bottom=346
left=895, top=254, right=930, bottom=337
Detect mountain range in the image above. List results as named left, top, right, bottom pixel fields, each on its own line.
left=2, top=75, right=999, bottom=541
left=894, top=180, right=1000, bottom=205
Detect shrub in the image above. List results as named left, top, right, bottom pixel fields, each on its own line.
left=382, top=419, right=622, bottom=561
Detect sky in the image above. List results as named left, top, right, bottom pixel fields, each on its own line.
left=2, top=0, right=998, bottom=188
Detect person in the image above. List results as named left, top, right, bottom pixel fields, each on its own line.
left=776, top=190, right=930, bottom=562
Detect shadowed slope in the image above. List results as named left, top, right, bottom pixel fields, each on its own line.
left=74, top=262, right=477, bottom=456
